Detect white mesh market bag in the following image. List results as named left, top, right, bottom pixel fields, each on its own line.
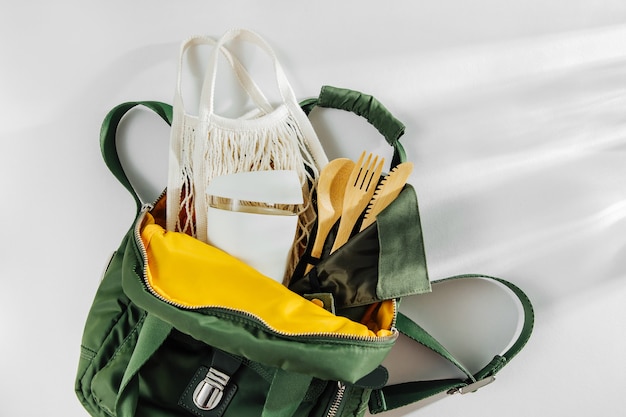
left=166, top=29, right=328, bottom=280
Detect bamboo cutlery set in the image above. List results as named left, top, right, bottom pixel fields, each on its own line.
left=307, top=151, right=413, bottom=272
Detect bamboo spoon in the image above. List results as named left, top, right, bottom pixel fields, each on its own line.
left=306, top=158, right=355, bottom=272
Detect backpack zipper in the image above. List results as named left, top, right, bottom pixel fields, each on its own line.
left=325, top=382, right=347, bottom=417
left=133, top=203, right=398, bottom=343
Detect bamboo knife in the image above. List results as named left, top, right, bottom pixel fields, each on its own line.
left=360, top=162, right=414, bottom=231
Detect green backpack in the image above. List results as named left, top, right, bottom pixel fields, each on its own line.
left=75, top=86, right=533, bottom=417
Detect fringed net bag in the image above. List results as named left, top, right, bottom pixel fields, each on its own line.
left=166, top=29, right=328, bottom=282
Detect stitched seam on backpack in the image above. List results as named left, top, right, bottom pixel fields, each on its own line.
left=82, top=285, right=133, bottom=357
left=178, top=370, right=206, bottom=417
left=77, top=301, right=137, bottom=384
left=239, top=358, right=275, bottom=383
left=95, top=313, right=147, bottom=375
left=85, top=308, right=147, bottom=415
left=91, top=314, right=146, bottom=415
left=80, top=346, right=97, bottom=360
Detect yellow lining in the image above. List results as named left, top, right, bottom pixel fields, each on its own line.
left=140, top=213, right=393, bottom=338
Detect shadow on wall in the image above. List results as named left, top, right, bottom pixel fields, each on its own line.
left=399, top=56, right=626, bottom=308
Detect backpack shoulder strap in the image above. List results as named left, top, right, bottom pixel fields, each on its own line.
left=369, top=274, right=534, bottom=413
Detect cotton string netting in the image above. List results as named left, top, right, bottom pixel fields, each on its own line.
left=169, top=110, right=319, bottom=283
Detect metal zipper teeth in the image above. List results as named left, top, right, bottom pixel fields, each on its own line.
left=133, top=205, right=398, bottom=344
left=326, top=382, right=346, bottom=417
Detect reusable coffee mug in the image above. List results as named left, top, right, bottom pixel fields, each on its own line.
left=205, top=170, right=303, bottom=284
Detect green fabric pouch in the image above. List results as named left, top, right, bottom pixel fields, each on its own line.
left=291, top=86, right=430, bottom=311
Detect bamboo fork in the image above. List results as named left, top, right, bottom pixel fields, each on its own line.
left=330, top=151, right=384, bottom=253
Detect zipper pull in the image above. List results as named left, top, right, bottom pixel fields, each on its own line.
left=140, top=203, right=154, bottom=213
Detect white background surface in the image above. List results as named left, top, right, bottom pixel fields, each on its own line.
left=2, top=1, right=626, bottom=416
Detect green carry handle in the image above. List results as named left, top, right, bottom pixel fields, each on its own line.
left=100, top=101, right=173, bottom=213
left=300, top=85, right=407, bottom=167
left=100, top=87, right=408, bottom=213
